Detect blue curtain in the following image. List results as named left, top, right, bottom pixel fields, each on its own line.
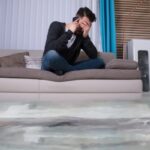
left=100, top=0, right=116, bottom=56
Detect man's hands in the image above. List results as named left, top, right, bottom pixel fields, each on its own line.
left=80, top=21, right=91, bottom=38
left=66, top=19, right=80, bottom=33
left=66, top=18, right=91, bottom=38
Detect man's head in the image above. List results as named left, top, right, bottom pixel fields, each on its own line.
left=76, top=7, right=96, bottom=24
left=73, top=7, right=96, bottom=36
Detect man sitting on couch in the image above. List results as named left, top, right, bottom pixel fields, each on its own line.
left=42, top=7, right=105, bottom=75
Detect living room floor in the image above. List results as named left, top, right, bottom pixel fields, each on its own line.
left=0, top=92, right=150, bottom=150
left=142, top=91, right=150, bottom=101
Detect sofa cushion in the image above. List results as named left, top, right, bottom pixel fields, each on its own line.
left=0, top=52, right=29, bottom=68
left=24, top=55, right=42, bottom=69
left=100, top=52, right=115, bottom=64
left=0, top=68, right=60, bottom=81
left=106, top=59, right=138, bottom=69
left=0, top=68, right=141, bottom=82
left=62, top=69, right=141, bottom=81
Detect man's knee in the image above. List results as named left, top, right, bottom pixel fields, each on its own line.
left=95, top=57, right=105, bottom=68
left=45, top=50, right=59, bottom=59
left=44, top=50, right=63, bottom=64
left=42, top=50, right=59, bottom=70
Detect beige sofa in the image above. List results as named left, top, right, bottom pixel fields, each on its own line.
left=0, top=49, right=142, bottom=101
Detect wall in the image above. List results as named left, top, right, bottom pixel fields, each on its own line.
left=0, top=0, right=102, bottom=51
left=115, top=0, right=150, bottom=58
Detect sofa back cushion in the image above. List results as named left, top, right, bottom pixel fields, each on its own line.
left=99, top=52, right=115, bottom=64
left=0, top=52, right=29, bottom=68
left=106, top=59, right=138, bottom=69
left=0, top=50, right=115, bottom=68
left=24, top=55, right=42, bottom=69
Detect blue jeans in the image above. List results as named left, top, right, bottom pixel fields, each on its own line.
left=41, top=50, right=105, bottom=74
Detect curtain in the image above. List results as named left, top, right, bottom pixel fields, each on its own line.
left=0, top=0, right=102, bottom=51
left=100, top=0, right=116, bottom=56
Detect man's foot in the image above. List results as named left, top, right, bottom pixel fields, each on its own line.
left=53, top=70, right=64, bottom=75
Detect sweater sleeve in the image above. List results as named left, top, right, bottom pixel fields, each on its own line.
left=44, top=22, right=73, bottom=52
left=81, top=36, right=98, bottom=59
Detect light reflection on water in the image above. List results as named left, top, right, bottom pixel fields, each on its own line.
left=0, top=100, right=150, bottom=119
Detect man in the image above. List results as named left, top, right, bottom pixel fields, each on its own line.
left=42, top=7, right=105, bottom=75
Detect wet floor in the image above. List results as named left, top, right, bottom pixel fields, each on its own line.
left=0, top=93, right=150, bottom=150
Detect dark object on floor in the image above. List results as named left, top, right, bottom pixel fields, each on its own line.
left=138, top=50, right=149, bottom=92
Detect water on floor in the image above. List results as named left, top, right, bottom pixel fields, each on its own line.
left=0, top=93, right=150, bottom=150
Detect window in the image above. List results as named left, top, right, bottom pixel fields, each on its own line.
left=0, top=0, right=102, bottom=51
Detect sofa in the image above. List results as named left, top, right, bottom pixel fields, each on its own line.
left=0, top=49, right=142, bottom=101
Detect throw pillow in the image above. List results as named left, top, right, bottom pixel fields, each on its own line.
left=24, top=55, right=42, bottom=69
left=105, top=59, right=138, bottom=69
left=0, top=52, right=29, bottom=68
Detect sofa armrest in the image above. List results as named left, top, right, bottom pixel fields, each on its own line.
left=105, top=59, right=138, bottom=69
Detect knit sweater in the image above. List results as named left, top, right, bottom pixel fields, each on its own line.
left=43, top=21, right=98, bottom=64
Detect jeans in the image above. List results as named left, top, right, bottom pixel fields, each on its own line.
left=41, top=50, right=105, bottom=75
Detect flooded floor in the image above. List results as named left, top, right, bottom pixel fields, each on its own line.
left=0, top=92, right=150, bottom=150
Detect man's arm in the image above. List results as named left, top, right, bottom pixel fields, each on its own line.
left=44, top=22, right=73, bottom=52
left=80, top=20, right=98, bottom=58
left=81, top=36, right=98, bottom=59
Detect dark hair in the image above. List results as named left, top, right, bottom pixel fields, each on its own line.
left=76, top=7, right=96, bottom=22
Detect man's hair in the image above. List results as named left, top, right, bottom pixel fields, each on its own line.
left=76, top=7, right=96, bottom=22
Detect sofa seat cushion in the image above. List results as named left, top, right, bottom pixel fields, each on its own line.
left=0, top=68, right=60, bottom=81
left=0, top=68, right=141, bottom=82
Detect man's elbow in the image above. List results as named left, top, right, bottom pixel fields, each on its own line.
left=90, top=51, right=98, bottom=59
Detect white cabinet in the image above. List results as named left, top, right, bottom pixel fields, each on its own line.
left=127, top=39, right=150, bottom=61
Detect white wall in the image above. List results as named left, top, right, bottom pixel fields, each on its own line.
left=0, top=0, right=102, bottom=51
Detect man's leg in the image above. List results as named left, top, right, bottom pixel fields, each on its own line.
left=41, top=50, right=105, bottom=74
left=71, top=57, right=105, bottom=71
left=41, top=50, right=72, bottom=73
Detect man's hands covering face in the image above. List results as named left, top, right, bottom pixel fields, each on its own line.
left=67, top=19, right=80, bottom=33
left=66, top=18, right=91, bottom=38
left=80, top=21, right=91, bottom=38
